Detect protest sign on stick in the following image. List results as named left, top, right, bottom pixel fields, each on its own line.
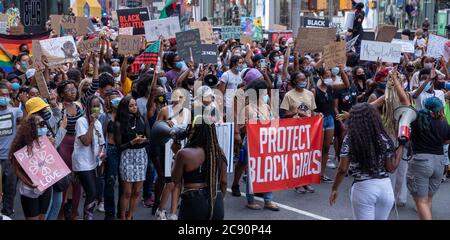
left=360, top=40, right=402, bottom=63
left=391, top=39, right=414, bottom=53
left=199, top=44, right=218, bottom=64
left=34, top=71, right=50, bottom=100
left=427, top=34, right=449, bottom=60
left=221, top=26, right=242, bottom=40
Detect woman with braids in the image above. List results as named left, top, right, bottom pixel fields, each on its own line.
left=329, top=103, right=406, bottom=220
left=171, top=116, right=227, bottom=220
left=407, top=97, right=450, bottom=220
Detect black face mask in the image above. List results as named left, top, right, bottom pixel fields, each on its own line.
left=186, top=77, right=195, bottom=85
left=356, top=74, right=366, bottom=81
left=406, top=67, right=415, bottom=73
left=22, top=49, right=30, bottom=55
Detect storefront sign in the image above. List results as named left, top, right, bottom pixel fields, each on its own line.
left=20, top=0, right=47, bottom=34
left=360, top=40, right=402, bottom=63
left=116, top=7, right=150, bottom=35
left=301, top=17, right=330, bottom=28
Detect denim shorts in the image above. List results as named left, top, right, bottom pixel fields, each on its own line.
left=323, top=115, right=335, bottom=130
left=407, top=154, right=446, bottom=198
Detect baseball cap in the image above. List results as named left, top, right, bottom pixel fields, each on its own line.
left=25, top=97, right=49, bottom=116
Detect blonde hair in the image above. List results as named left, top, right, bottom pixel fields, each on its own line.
left=78, top=78, right=92, bottom=97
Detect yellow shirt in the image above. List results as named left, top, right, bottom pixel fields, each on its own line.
left=121, top=77, right=133, bottom=96
left=280, top=88, right=317, bottom=117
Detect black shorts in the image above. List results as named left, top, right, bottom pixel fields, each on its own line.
left=20, top=189, right=52, bottom=218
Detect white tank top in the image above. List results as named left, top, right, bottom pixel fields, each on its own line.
left=168, top=105, right=189, bottom=130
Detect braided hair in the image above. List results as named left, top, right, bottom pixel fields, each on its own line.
left=185, top=116, right=227, bottom=220
left=347, top=103, right=394, bottom=174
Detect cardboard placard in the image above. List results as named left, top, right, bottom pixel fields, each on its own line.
left=31, top=40, right=44, bottom=70
left=295, top=27, right=336, bottom=53
left=144, top=17, right=181, bottom=42
left=77, top=38, right=100, bottom=55
left=391, top=39, right=415, bottom=53
left=9, top=23, right=25, bottom=35
left=118, top=27, right=133, bottom=35
left=360, top=40, right=402, bottom=63
left=221, top=26, right=242, bottom=40
left=13, top=136, right=71, bottom=192
left=199, top=44, right=218, bottom=64
left=118, top=35, right=143, bottom=55
left=190, top=21, right=214, bottom=44
left=35, top=71, right=50, bottom=100
left=176, top=29, right=202, bottom=63
left=240, top=34, right=254, bottom=45
left=39, top=36, right=79, bottom=66
left=20, top=0, right=48, bottom=34
left=375, top=24, right=398, bottom=43
left=271, top=24, right=288, bottom=31
left=427, top=34, right=449, bottom=60
left=50, top=15, right=88, bottom=36
left=116, top=7, right=150, bottom=35
left=323, top=41, right=347, bottom=68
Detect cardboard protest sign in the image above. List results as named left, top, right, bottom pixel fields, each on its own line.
left=34, top=71, right=50, bottom=100
left=13, top=136, right=71, bottom=192
left=295, top=27, right=336, bottom=53
left=20, top=0, right=48, bottom=34
left=189, top=21, right=214, bottom=44
left=427, top=34, right=448, bottom=60
left=323, top=41, right=347, bottom=68
left=240, top=34, right=254, bottom=45
left=9, top=23, right=24, bottom=35
left=31, top=40, right=44, bottom=70
left=391, top=39, right=414, bottom=53
left=199, top=44, right=218, bottom=64
left=176, top=29, right=202, bottom=63
left=119, top=27, right=133, bottom=36
left=118, top=35, right=143, bottom=55
left=117, top=7, right=150, bottom=35
left=221, top=26, right=242, bottom=40
left=50, top=15, right=88, bottom=36
left=144, top=17, right=181, bottom=42
left=39, top=36, right=79, bottom=66
left=360, top=40, right=402, bottom=63
left=272, top=24, right=288, bottom=31
left=246, top=117, right=323, bottom=193
left=375, top=24, right=398, bottom=43
left=77, top=38, right=100, bottom=55
left=241, top=17, right=263, bottom=41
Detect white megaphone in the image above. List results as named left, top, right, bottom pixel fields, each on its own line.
left=394, top=105, right=418, bottom=144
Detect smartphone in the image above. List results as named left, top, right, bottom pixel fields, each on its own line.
left=259, top=59, right=267, bottom=69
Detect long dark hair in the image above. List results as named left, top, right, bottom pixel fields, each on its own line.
left=185, top=116, right=227, bottom=220
left=9, top=114, right=40, bottom=162
left=347, top=103, right=393, bottom=174
left=116, top=95, right=138, bottom=135
left=84, top=95, right=101, bottom=126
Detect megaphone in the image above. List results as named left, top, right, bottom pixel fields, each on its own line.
left=394, top=105, right=418, bottom=144
left=150, top=121, right=187, bottom=145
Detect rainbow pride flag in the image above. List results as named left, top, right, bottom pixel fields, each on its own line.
left=0, top=31, right=51, bottom=73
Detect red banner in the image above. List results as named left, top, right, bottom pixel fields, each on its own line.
left=246, top=117, right=323, bottom=193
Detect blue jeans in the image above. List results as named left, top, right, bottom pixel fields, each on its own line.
left=104, top=145, right=120, bottom=217
left=45, top=189, right=63, bottom=220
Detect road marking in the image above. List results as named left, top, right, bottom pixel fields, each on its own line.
left=226, top=188, right=331, bottom=220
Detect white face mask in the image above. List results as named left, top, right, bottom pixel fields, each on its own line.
left=324, top=78, right=333, bottom=86
left=274, top=47, right=280, bottom=51
left=114, top=76, right=121, bottom=84
left=424, top=63, right=433, bottom=70
left=112, top=66, right=120, bottom=74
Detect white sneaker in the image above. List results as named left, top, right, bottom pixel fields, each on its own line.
left=326, top=159, right=336, bottom=169
left=167, top=214, right=178, bottom=220
left=97, top=202, right=105, bottom=213
left=156, top=209, right=167, bottom=220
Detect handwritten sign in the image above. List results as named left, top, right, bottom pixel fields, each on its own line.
left=344, top=12, right=355, bottom=30
left=77, top=38, right=100, bottom=55
left=360, top=40, right=402, bottom=63
left=176, top=29, right=202, bottom=63
left=295, top=27, right=336, bottom=53
left=391, top=39, right=414, bottom=53
left=190, top=21, right=214, bottom=44
left=50, top=15, right=88, bottom=36
left=13, top=136, right=71, bottom=192
left=117, top=7, right=150, bottom=35
left=323, top=41, right=347, bottom=68
left=144, top=17, right=181, bottom=42
left=240, top=34, right=254, bottom=45
left=375, top=24, right=398, bottom=43
left=119, top=27, right=133, bottom=35
left=199, top=44, right=218, bottom=64
left=221, top=26, right=242, bottom=40
left=427, top=34, right=448, bottom=60
left=34, top=71, right=50, bottom=99
left=39, top=36, right=79, bottom=66
left=118, top=35, right=143, bottom=55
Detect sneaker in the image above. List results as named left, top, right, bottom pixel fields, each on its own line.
left=97, top=202, right=105, bottom=213
left=326, top=159, right=337, bottom=169
left=155, top=209, right=167, bottom=220
left=167, top=214, right=178, bottom=220
left=303, top=185, right=315, bottom=193
left=321, top=176, right=334, bottom=183
left=143, top=196, right=154, bottom=208
left=231, top=185, right=241, bottom=197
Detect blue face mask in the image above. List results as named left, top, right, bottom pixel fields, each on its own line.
left=159, top=77, right=168, bottom=86
left=175, top=61, right=187, bottom=70
left=0, top=97, right=10, bottom=106
left=11, top=82, right=20, bottom=91
left=111, top=97, right=122, bottom=109
left=331, top=67, right=340, bottom=76
left=423, top=82, right=432, bottom=92
left=37, top=127, right=48, bottom=137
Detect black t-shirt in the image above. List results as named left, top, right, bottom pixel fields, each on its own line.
left=333, top=85, right=358, bottom=112
left=411, top=118, right=450, bottom=155
left=314, top=86, right=334, bottom=116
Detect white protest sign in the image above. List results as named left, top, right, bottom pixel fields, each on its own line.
left=144, top=17, right=181, bottom=42
left=118, top=27, right=133, bottom=35
left=426, top=34, right=448, bottom=60
left=0, top=21, right=7, bottom=34
left=344, top=12, right=355, bottom=30
left=39, top=36, right=79, bottom=66
left=360, top=40, right=402, bottom=63
left=391, top=39, right=414, bottom=53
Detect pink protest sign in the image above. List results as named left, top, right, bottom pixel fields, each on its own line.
left=13, top=136, right=71, bottom=192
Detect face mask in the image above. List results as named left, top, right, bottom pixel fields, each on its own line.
left=423, top=81, right=432, bottom=92
left=274, top=47, right=280, bottom=51
left=0, top=97, right=10, bottom=106
left=21, top=61, right=27, bottom=70
left=236, top=64, right=244, bottom=72
left=187, top=77, right=195, bottom=85
left=159, top=77, right=168, bottom=86
left=91, top=107, right=101, bottom=114
left=22, top=49, right=30, bottom=55
left=37, top=128, right=48, bottom=137
left=11, top=82, right=20, bottom=91
left=406, top=66, right=415, bottom=72
left=263, top=95, right=270, bottom=104
left=233, top=51, right=241, bottom=56
left=112, top=66, right=120, bottom=74
left=324, top=78, right=333, bottom=86
left=356, top=74, right=366, bottom=80
left=175, top=61, right=187, bottom=70
left=87, top=70, right=94, bottom=76
left=424, top=63, right=433, bottom=70
left=274, top=56, right=280, bottom=62
left=378, top=82, right=387, bottom=90
left=111, top=97, right=121, bottom=108
left=331, top=67, right=340, bottom=76
left=296, top=82, right=307, bottom=89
